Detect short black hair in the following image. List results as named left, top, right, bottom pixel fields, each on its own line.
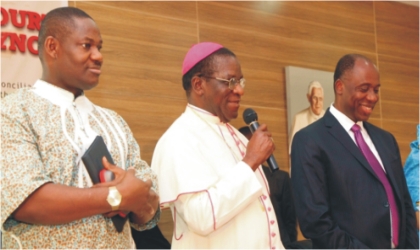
left=38, top=7, right=92, bottom=59
left=182, top=47, right=236, bottom=94
left=333, top=54, right=373, bottom=91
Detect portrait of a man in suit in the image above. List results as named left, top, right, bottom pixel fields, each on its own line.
left=290, top=54, right=418, bottom=249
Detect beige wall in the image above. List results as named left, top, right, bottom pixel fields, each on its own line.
left=70, top=0, right=419, bottom=242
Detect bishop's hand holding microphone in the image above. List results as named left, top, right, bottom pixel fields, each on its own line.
left=243, top=108, right=279, bottom=173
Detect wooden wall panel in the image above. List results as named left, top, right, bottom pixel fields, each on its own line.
left=375, top=1, right=419, bottom=60
left=379, top=55, right=419, bottom=105
left=376, top=23, right=419, bottom=60
left=381, top=101, right=419, bottom=123
left=225, top=54, right=286, bottom=108
left=198, top=2, right=376, bottom=53
left=92, top=1, right=198, bottom=22
left=81, top=3, right=197, bottom=47
left=375, top=0, right=419, bottom=164
left=382, top=120, right=418, bottom=164
left=375, top=1, right=419, bottom=30
left=203, top=1, right=376, bottom=34
left=199, top=22, right=373, bottom=72
left=68, top=0, right=419, bottom=244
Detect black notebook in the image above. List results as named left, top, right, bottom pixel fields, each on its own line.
left=82, top=135, right=129, bottom=233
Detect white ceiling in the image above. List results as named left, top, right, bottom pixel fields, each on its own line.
left=398, top=1, right=419, bottom=7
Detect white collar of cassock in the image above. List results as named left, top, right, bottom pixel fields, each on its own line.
left=186, top=104, right=224, bottom=125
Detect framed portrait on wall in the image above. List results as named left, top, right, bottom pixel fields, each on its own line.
left=285, top=66, right=334, bottom=153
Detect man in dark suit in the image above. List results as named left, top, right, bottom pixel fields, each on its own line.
left=290, top=54, right=418, bottom=249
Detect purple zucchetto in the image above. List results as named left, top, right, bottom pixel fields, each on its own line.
left=182, top=42, right=223, bottom=75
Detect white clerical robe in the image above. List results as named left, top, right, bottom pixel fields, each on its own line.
left=152, top=104, right=284, bottom=249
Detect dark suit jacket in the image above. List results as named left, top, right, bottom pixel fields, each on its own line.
left=290, top=109, right=418, bottom=249
left=262, top=166, right=297, bottom=248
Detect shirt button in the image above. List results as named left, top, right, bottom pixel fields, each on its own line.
left=268, top=207, right=272, bottom=212
left=271, top=247, right=275, bottom=249
left=271, top=232, right=276, bottom=237
left=270, top=220, right=275, bottom=225
left=262, top=195, right=267, bottom=200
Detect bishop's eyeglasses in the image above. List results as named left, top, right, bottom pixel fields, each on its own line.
left=202, top=76, right=246, bottom=90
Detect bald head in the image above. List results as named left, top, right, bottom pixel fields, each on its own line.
left=333, top=54, right=374, bottom=92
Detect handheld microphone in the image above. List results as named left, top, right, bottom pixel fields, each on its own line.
left=243, top=108, right=279, bottom=173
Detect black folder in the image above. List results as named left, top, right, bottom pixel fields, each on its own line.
left=82, top=135, right=129, bottom=233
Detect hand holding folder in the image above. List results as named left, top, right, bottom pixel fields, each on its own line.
left=82, top=136, right=129, bottom=233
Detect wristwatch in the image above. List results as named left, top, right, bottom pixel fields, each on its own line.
left=107, top=186, right=122, bottom=211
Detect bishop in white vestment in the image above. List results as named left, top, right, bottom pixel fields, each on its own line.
left=151, top=42, right=284, bottom=249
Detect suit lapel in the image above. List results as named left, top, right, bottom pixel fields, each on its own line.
left=364, top=123, right=403, bottom=200
left=323, top=110, right=379, bottom=179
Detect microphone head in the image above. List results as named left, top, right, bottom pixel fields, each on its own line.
left=243, top=108, right=258, bottom=125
